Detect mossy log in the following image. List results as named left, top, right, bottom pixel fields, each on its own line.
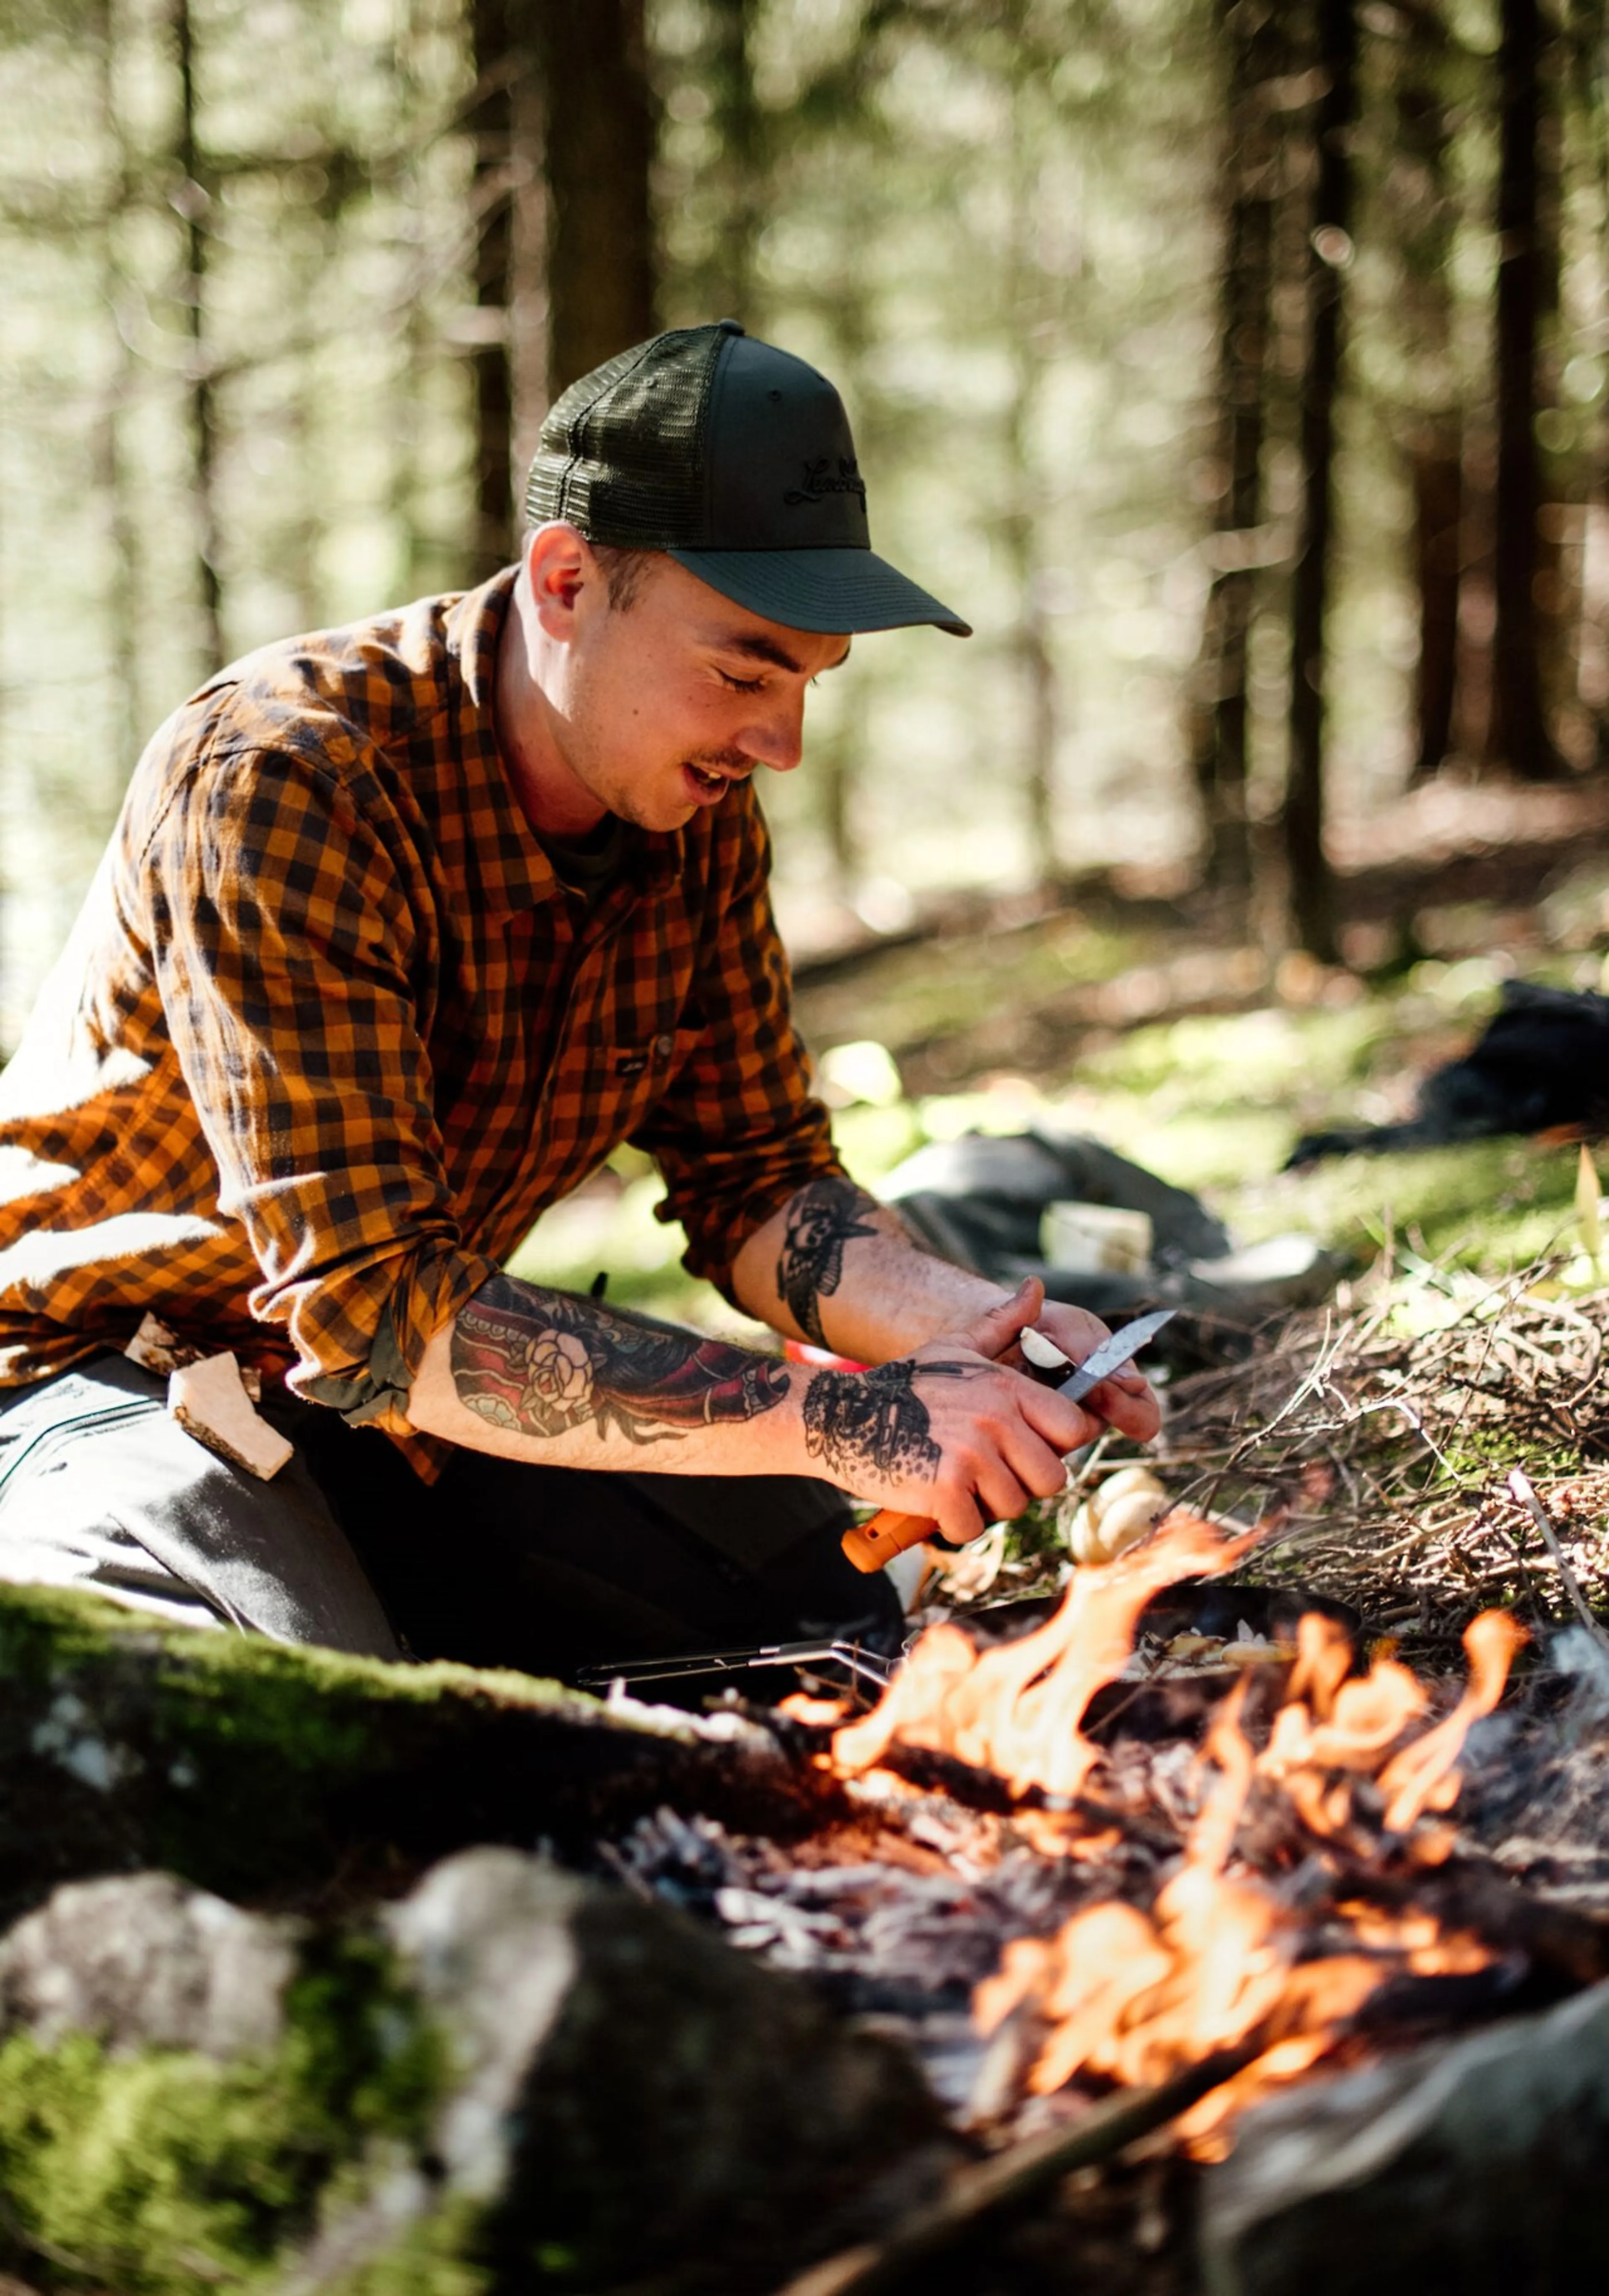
left=0, top=1584, right=840, bottom=1915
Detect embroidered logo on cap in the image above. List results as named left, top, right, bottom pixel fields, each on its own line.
left=785, top=457, right=867, bottom=509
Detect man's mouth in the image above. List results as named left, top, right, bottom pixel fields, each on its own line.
left=683, top=761, right=750, bottom=802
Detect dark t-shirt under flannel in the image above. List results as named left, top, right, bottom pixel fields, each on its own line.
left=0, top=568, right=839, bottom=1476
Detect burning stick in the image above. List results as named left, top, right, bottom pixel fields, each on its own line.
left=771, top=2040, right=1263, bottom=2296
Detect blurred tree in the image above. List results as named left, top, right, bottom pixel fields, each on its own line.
left=673, top=0, right=764, bottom=322
left=535, top=0, right=657, bottom=393
left=1388, top=2, right=1464, bottom=782
left=1001, top=25, right=1066, bottom=884
left=1188, top=0, right=1286, bottom=895
left=1285, top=0, right=1357, bottom=961
left=396, top=0, right=483, bottom=600
left=1568, top=0, right=1609, bottom=761
left=1488, top=0, right=1570, bottom=776
left=465, top=0, right=523, bottom=582
left=169, top=0, right=222, bottom=672
left=91, top=0, right=139, bottom=781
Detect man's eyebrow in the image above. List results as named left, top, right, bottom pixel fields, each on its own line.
left=719, top=633, right=854, bottom=674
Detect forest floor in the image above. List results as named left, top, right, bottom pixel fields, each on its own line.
left=514, top=777, right=1609, bottom=1322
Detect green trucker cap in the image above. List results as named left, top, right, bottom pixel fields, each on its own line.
left=523, top=320, right=970, bottom=638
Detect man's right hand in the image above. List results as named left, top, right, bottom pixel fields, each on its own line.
left=797, top=1280, right=1135, bottom=1545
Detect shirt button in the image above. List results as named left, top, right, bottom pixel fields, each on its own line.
left=654, top=1033, right=675, bottom=1057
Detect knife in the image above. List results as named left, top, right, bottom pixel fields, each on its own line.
left=839, top=1307, right=1177, bottom=1574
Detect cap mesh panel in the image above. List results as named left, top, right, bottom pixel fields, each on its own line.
left=523, top=327, right=725, bottom=547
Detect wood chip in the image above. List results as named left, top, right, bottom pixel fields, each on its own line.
left=168, top=1354, right=292, bottom=1481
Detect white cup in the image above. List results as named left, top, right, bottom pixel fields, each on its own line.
left=1039, top=1200, right=1154, bottom=1275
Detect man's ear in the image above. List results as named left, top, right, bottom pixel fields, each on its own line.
left=523, top=523, right=595, bottom=643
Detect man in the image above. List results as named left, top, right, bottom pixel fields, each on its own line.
left=0, top=321, right=1156, bottom=1677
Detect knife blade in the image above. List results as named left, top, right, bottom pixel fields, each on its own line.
left=1053, top=1306, right=1177, bottom=1404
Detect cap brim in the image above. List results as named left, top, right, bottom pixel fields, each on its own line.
left=667, top=545, right=971, bottom=637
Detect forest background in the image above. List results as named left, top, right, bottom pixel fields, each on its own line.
left=5, top=0, right=1609, bottom=1316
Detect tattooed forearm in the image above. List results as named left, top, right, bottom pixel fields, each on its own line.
left=802, top=1357, right=979, bottom=1486
left=452, top=1273, right=791, bottom=1447
left=776, top=1176, right=881, bottom=1347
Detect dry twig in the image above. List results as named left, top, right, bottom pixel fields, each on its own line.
left=1135, top=1265, right=1609, bottom=1650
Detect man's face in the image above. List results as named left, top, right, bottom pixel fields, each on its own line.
left=517, top=539, right=852, bottom=836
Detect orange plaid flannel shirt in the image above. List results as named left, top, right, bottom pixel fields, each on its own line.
left=0, top=569, right=841, bottom=1475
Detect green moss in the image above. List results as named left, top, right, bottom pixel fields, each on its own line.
left=1437, top=1420, right=1586, bottom=1484
left=1250, top=1136, right=1581, bottom=1266
left=0, top=1935, right=446, bottom=2294
left=1075, top=1004, right=1390, bottom=1104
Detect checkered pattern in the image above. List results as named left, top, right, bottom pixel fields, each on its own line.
left=0, top=570, right=840, bottom=1477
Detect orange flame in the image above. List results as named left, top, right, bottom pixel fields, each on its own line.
left=826, top=1517, right=1526, bottom=2146
left=1375, top=1610, right=1526, bottom=1831
left=968, top=1598, right=1524, bottom=2141
left=830, top=1513, right=1260, bottom=1797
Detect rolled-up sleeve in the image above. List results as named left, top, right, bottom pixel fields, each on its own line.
left=631, top=803, right=842, bottom=1298
left=142, top=736, right=497, bottom=1432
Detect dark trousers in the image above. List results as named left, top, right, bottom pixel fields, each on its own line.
left=0, top=1354, right=900, bottom=1682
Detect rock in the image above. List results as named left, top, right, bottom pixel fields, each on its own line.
left=0, top=1871, right=295, bottom=2056
left=0, top=1873, right=437, bottom=2296
left=384, top=1849, right=951, bottom=2288
left=1200, top=1973, right=1609, bottom=2296
left=0, top=1581, right=839, bottom=1916
left=0, top=1850, right=950, bottom=2296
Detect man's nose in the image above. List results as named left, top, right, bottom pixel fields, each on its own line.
left=740, top=689, right=807, bottom=774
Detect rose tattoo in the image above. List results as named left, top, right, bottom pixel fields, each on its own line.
left=453, top=1275, right=791, bottom=1447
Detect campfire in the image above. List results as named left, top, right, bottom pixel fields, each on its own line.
left=770, top=1515, right=1522, bottom=2157
left=611, top=1500, right=1586, bottom=2187
left=598, top=1288, right=1609, bottom=2290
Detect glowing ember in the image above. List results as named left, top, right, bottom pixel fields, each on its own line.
left=819, top=1516, right=1525, bottom=2151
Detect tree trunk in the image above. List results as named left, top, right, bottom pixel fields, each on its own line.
left=1189, top=0, right=1281, bottom=896
left=1570, top=0, right=1609, bottom=766
left=691, top=0, right=763, bottom=324
left=1487, top=0, right=1569, bottom=777
left=1006, top=99, right=1062, bottom=885
left=171, top=0, right=222, bottom=674
left=1284, top=0, right=1357, bottom=964
left=535, top=0, right=657, bottom=396
left=1408, top=433, right=1463, bottom=775
left=466, top=0, right=519, bottom=584
left=95, top=0, right=140, bottom=798
left=507, top=41, right=551, bottom=485
left=1392, top=12, right=1462, bottom=780
left=810, top=313, right=872, bottom=891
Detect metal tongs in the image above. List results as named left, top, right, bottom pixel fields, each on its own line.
left=574, top=1637, right=900, bottom=1696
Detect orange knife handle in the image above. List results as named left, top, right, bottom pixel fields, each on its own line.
left=841, top=1507, right=936, bottom=1574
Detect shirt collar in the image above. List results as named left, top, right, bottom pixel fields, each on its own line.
left=445, top=566, right=682, bottom=913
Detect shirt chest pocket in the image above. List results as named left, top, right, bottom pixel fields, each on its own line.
left=610, top=1029, right=681, bottom=1083
left=536, top=1015, right=707, bottom=1175
left=605, top=1019, right=706, bottom=1112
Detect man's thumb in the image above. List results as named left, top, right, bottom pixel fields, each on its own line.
left=960, top=1276, right=1045, bottom=1360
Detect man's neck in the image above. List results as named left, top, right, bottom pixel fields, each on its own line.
left=492, top=575, right=609, bottom=840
